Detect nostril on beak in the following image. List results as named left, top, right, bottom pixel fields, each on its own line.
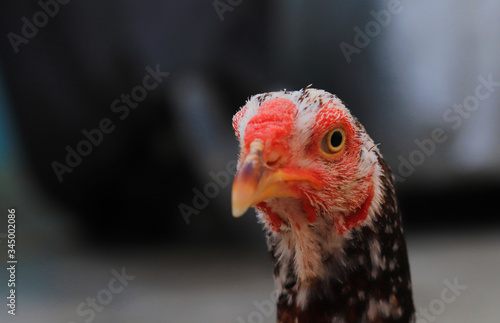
left=265, top=151, right=281, bottom=168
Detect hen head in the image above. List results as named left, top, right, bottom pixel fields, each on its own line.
left=232, top=88, right=383, bottom=237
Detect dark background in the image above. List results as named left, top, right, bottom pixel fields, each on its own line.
left=0, top=1, right=498, bottom=322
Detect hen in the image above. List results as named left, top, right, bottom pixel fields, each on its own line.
left=231, top=88, right=415, bottom=322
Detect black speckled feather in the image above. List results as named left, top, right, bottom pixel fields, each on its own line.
left=270, top=156, right=414, bottom=322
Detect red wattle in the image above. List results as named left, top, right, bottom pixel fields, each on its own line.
left=257, top=202, right=282, bottom=232
left=335, top=185, right=375, bottom=235
left=302, top=199, right=317, bottom=223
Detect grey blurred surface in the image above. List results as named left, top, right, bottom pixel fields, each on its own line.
left=0, top=164, right=499, bottom=323
left=379, top=0, right=500, bottom=186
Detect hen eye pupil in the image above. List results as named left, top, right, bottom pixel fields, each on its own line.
left=330, top=130, right=343, bottom=148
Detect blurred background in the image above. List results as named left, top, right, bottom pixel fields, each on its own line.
left=0, top=1, right=499, bottom=322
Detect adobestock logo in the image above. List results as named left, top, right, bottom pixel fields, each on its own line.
left=416, top=277, right=467, bottom=323
left=67, top=267, right=135, bottom=323
left=394, top=74, right=499, bottom=183
left=339, top=0, right=409, bottom=64
left=51, top=64, right=169, bottom=183
left=212, top=0, right=243, bottom=22
left=237, top=289, right=278, bottom=323
left=178, top=160, right=237, bottom=224
left=7, top=0, right=71, bottom=54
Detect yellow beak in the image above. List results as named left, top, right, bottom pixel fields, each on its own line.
left=231, top=140, right=322, bottom=218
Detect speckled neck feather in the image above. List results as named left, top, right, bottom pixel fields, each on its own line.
left=265, top=156, right=415, bottom=323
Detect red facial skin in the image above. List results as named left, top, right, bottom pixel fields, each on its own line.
left=242, top=98, right=296, bottom=163
left=234, top=98, right=374, bottom=235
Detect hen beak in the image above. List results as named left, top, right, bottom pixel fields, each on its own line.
left=232, top=140, right=322, bottom=217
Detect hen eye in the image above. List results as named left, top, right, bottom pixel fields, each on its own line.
left=321, top=128, right=346, bottom=154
